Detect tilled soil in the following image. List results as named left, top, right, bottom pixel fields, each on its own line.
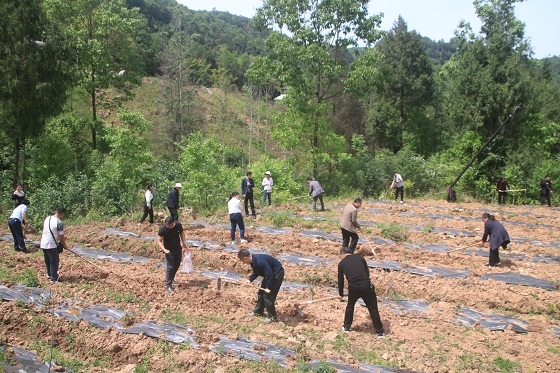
left=1, top=199, right=559, bottom=372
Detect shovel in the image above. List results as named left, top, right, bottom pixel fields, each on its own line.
left=360, top=231, right=378, bottom=259
left=294, top=296, right=343, bottom=317
left=216, top=276, right=271, bottom=293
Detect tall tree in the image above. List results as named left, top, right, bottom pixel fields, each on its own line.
left=252, top=0, right=382, bottom=176
left=0, top=0, right=70, bottom=185
left=439, top=0, right=535, bottom=182
left=44, top=0, right=145, bottom=149
left=369, top=16, right=435, bottom=154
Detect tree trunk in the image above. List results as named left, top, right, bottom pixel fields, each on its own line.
left=13, top=138, right=20, bottom=188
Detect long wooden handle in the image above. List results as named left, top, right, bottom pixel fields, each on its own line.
left=305, top=296, right=340, bottom=304
left=219, top=276, right=271, bottom=293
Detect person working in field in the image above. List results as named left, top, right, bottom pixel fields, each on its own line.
left=338, top=246, right=384, bottom=338
left=40, top=207, right=69, bottom=282
left=238, top=249, right=284, bottom=324
left=339, top=198, right=362, bottom=254
left=481, top=213, right=510, bottom=267
left=496, top=178, right=508, bottom=205
left=157, top=216, right=189, bottom=293
left=241, top=171, right=256, bottom=217
left=540, top=176, right=552, bottom=207
left=307, top=177, right=325, bottom=212
left=167, top=183, right=182, bottom=221
left=390, top=171, right=404, bottom=203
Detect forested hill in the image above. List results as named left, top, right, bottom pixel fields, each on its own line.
left=1, top=0, right=559, bottom=222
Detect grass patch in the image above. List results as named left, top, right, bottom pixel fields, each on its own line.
left=162, top=309, right=188, bottom=324
left=491, top=356, right=521, bottom=372
left=268, top=212, right=297, bottom=228
left=377, top=223, right=409, bottom=242
left=14, top=268, right=40, bottom=287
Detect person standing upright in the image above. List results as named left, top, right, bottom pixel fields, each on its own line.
left=496, top=178, right=509, bottom=205
left=241, top=172, right=256, bottom=217
left=339, top=198, right=362, bottom=254
left=338, top=247, right=384, bottom=337
left=262, top=171, right=273, bottom=206
left=390, top=171, right=404, bottom=203
left=481, top=213, right=510, bottom=267
left=140, top=183, right=155, bottom=224
left=11, top=183, right=26, bottom=208
left=40, top=207, right=69, bottom=282
left=8, top=199, right=30, bottom=253
left=540, top=176, right=552, bottom=207
left=307, top=177, right=325, bottom=212
left=238, top=249, right=284, bottom=323
left=157, top=216, right=189, bottom=293
left=167, top=183, right=182, bottom=221
left=228, top=192, right=248, bottom=245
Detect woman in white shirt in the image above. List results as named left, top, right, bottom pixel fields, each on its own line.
left=262, top=171, right=273, bottom=206
left=140, top=183, right=155, bottom=224
left=228, top=192, right=247, bottom=245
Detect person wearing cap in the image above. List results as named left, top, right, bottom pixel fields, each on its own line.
left=339, top=198, right=362, bottom=254
left=307, top=177, right=325, bottom=212
left=167, top=183, right=182, bottom=221
left=338, top=246, right=384, bottom=337
left=241, top=172, right=256, bottom=217
left=8, top=199, right=30, bottom=253
left=262, top=171, right=273, bottom=206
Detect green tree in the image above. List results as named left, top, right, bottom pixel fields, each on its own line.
left=44, top=0, right=146, bottom=149
left=0, top=0, right=70, bottom=186
left=253, top=0, right=382, bottom=176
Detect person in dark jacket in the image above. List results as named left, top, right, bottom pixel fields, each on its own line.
left=307, top=177, right=325, bottom=212
left=238, top=249, right=284, bottom=323
left=540, top=176, right=552, bottom=207
left=11, top=183, right=26, bottom=208
left=241, top=172, right=256, bottom=217
left=496, top=178, right=508, bottom=205
left=338, top=247, right=384, bottom=337
left=481, top=213, right=510, bottom=267
left=167, top=183, right=182, bottom=221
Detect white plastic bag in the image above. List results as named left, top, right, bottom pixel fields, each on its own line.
left=180, top=251, right=195, bottom=274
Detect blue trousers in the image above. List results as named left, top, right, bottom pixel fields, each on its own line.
left=229, top=213, right=245, bottom=241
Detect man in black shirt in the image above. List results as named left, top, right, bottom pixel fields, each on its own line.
left=338, top=247, right=384, bottom=337
left=241, top=172, right=256, bottom=217
left=157, top=216, right=189, bottom=293
left=238, top=249, right=284, bottom=323
left=167, top=183, right=182, bottom=221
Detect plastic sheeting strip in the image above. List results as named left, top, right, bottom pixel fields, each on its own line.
left=367, top=260, right=471, bottom=279
left=480, top=272, right=557, bottom=291
left=454, top=307, right=530, bottom=333
left=0, top=346, right=73, bottom=373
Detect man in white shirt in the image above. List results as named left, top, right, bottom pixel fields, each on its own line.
left=390, top=171, right=405, bottom=203
left=40, top=207, right=69, bottom=282
left=8, top=199, right=30, bottom=253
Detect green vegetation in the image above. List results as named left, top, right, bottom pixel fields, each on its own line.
left=492, top=356, right=522, bottom=372
left=377, top=223, right=410, bottom=242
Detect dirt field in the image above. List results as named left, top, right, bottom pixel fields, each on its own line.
left=1, top=199, right=559, bottom=372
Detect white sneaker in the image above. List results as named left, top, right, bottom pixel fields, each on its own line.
left=231, top=241, right=236, bottom=245
left=240, top=239, right=248, bottom=244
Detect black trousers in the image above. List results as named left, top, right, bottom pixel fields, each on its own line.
left=244, top=193, right=256, bottom=216
left=498, top=192, right=507, bottom=204
left=344, top=284, right=383, bottom=333
left=140, top=204, right=154, bottom=223
left=8, top=218, right=26, bottom=251
left=42, top=249, right=60, bottom=281
left=341, top=228, right=359, bottom=253
left=540, top=191, right=551, bottom=207
left=489, top=241, right=509, bottom=266
left=165, top=249, right=182, bottom=286
left=394, top=186, right=404, bottom=201
left=168, top=207, right=179, bottom=221
left=254, top=268, right=284, bottom=318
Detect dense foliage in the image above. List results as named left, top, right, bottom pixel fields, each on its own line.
left=1, top=0, right=559, bottom=223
